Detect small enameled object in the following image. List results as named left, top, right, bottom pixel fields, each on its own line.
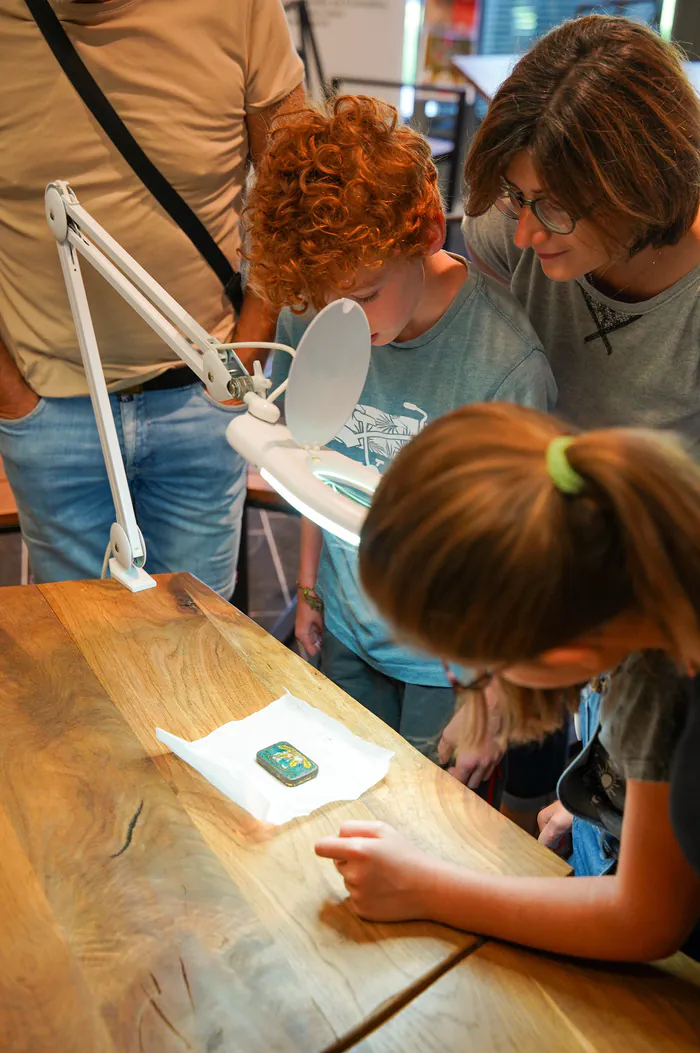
left=256, top=741, right=319, bottom=786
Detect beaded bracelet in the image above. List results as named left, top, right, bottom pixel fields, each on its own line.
left=296, top=581, right=323, bottom=613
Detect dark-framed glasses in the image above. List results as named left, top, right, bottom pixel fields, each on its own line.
left=495, top=184, right=577, bottom=236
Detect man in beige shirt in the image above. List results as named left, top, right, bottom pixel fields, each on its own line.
left=0, top=0, right=304, bottom=592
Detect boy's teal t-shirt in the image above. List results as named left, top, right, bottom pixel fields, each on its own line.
left=272, top=261, right=557, bottom=686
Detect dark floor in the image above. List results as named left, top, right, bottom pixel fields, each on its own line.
left=0, top=530, right=22, bottom=588
left=0, top=511, right=302, bottom=642
left=244, top=507, right=301, bottom=636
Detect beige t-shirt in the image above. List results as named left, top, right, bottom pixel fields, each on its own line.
left=0, top=0, right=303, bottom=396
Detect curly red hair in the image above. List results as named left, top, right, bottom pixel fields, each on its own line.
left=244, top=95, right=442, bottom=312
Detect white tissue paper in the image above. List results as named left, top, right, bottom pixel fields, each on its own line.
left=156, top=690, right=394, bottom=825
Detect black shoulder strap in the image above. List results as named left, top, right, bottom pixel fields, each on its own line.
left=25, top=0, right=243, bottom=313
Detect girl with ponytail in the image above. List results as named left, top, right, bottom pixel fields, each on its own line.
left=315, top=403, right=700, bottom=961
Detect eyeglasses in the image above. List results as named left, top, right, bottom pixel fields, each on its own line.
left=495, top=184, right=578, bottom=236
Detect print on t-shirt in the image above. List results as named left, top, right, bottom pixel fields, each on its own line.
left=579, top=285, right=643, bottom=355
left=334, top=402, right=429, bottom=468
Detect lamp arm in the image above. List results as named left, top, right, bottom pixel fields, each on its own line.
left=49, top=204, right=155, bottom=591
left=44, top=180, right=297, bottom=590
left=49, top=181, right=300, bottom=401
left=48, top=184, right=238, bottom=370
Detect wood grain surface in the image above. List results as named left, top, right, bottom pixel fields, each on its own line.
left=43, top=573, right=569, bottom=881
left=0, top=584, right=337, bottom=1052
left=0, top=574, right=569, bottom=1053
left=0, top=798, right=117, bottom=1053
left=3, top=573, right=697, bottom=1052
left=351, top=940, right=700, bottom=1053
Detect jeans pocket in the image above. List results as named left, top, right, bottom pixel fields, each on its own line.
left=0, top=397, right=47, bottom=431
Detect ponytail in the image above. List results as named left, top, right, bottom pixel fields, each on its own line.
left=563, top=429, right=700, bottom=663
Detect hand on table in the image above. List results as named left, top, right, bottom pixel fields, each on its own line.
left=437, top=681, right=505, bottom=789
left=315, top=821, right=435, bottom=923
left=537, top=800, right=573, bottom=857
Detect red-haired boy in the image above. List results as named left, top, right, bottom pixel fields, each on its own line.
left=246, top=96, right=557, bottom=782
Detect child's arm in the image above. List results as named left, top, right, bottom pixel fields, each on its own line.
left=295, top=518, right=324, bottom=657
left=315, top=779, right=700, bottom=962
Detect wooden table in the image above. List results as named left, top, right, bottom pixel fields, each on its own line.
left=0, top=574, right=697, bottom=1052
left=354, top=939, right=700, bottom=1052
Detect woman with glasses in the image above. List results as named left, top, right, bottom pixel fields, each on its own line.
left=463, top=15, right=700, bottom=439
left=450, top=13, right=700, bottom=830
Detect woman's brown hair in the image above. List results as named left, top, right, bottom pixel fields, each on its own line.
left=464, top=15, right=700, bottom=254
left=359, top=403, right=700, bottom=743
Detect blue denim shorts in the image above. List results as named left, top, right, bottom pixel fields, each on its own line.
left=568, top=683, right=618, bottom=878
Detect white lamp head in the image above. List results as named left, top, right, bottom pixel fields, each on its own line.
left=226, top=299, right=379, bottom=544
left=285, top=298, right=371, bottom=445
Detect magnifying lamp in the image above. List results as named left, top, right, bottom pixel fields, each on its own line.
left=45, top=181, right=379, bottom=593
left=227, top=297, right=379, bottom=547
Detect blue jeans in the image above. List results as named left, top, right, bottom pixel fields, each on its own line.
left=0, top=383, right=246, bottom=596
left=568, top=683, right=618, bottom=878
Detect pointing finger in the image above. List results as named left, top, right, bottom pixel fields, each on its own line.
left=315, top=835, right=373, bottom=861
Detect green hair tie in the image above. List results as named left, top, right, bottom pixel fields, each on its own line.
left=546, top=436, right=586, bottom=495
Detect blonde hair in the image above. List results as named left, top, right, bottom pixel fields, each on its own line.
left=359, top=404, right=700, bottom=744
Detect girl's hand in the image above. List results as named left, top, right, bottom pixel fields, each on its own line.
left=537, top=800, right=573, bottom=856
left=315, top=821, right=435, bottom=922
